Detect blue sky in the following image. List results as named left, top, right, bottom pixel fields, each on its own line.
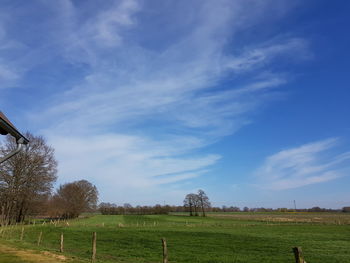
left=1, top=0, right=349, bottom=208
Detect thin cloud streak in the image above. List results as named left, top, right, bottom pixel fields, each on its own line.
left=50, top=134, right=220, bottom=198
left=255, top=138, right=350, bottom=190
left=225, top=38, right=309, bottom=73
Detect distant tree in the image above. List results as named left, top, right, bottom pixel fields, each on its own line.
left=342, top=207, right=350, bottom=213
left=197, top=189, right=211, bottom=217
left=184, top=193, right=197, bottom=216
left=98, top=203, right=117, bottom=215
left=211, top=207, right=220, bottom=212
left=0, top=133, right=57, bottom=225
left=184, top=194, right=192, bottom=216
left=229, top=206, right=240, bottom=212
left=309, top=206, right=322, bottom=212
left=184, top=190, right=211, bottom=217
left=51, top=180, right=98, bottom=219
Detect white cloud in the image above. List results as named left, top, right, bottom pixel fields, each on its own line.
left=49, top=134, right=220, bottom=203
left=255, top=138, right=350, bottom=190
left=32, top=1, right=310, bottom=202
left=54, top=0, right=141, bottom=65
left=225, top=38, right=309, bottom=73
left=0, top=63, right=18, bottom=82
left=0, top=21, right=24, bottom=88
left=90, top=0, right=139, bottom=47
left=0, top=0, right=311, bottom=202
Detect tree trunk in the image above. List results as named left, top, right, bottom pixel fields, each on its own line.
left=201, top=203, right=205, bottom=217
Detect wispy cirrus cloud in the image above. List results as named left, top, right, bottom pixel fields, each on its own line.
left=0, top=0, right=311, bottom=202
left=49, top=133, right=220, bottom=203
left=255, top=138, right=350, bottom=190
left=225, top=38, right=310, bottom=73
left=0, top=21, right=24, bottom=89
left=34, top=0, right=308, bottom=201
left=89, top=0, right=139, bottom=47
left=31, top=1, right=308, bottom=136
left=46, top=0, right=141, bottom=65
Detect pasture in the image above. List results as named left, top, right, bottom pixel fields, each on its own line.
left=0, top=212, right=350, bottom=263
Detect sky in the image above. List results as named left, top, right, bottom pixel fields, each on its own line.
left=0, top=0, right=349, bottom=209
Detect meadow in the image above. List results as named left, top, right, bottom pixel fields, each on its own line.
left=0, top=212, right=350, bottom=263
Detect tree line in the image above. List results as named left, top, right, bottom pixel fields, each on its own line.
left=99, top=190, right=213, bottom=216
left=99, top=203, right=350, bottom=215
left=0, top=133, right=98, bottom=225
left=213, top=206, right=350, bottom=213
left=99, top=203, right=175, bottom=215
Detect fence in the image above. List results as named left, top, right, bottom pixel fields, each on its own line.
left=0, top=223, right=307, bottom=263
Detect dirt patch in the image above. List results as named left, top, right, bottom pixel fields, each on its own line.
left=0, top=242, right=71, bottom=262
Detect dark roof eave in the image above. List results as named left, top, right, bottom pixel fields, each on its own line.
left=0, top=111, right=29, bottom=144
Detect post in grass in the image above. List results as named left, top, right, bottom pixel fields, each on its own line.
left=60, top=233, right=64, bottom=253
left=37, top=231, right=42, bottom=246
left=0, top=227, right=5, bottom=238
left=91, top=232, right=97, bottom=262
left=162, top=238, right=168, bottom=263
left=293, top=247, right=306, bottom=263
left=20, top=227, right=24, bottom=241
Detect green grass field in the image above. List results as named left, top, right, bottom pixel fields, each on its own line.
left=1, top=212, right=350, bottom=262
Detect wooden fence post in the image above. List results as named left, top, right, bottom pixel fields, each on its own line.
left=162, top=238, right=168, bottom=263
left=91, top=232, right=97, bottom=262
left=293, top=247, right=305, bottom=263
left=0, top=227, right=5, bottom=238
left=37, top=231, right=42, bottom=246
left=20, top=227, right=24, bottom=241
left=60, top=233, right=64, bottom=252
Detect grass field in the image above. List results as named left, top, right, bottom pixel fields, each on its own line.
left=1, top=212, right=350, bottom=262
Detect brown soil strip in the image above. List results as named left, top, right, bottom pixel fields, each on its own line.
left=0, top=242, right=72, bottom=262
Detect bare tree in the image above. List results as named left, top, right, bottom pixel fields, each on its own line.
left=184, top=193, right=201, bottom=216
left=183, top=190, right=211, bottom=217
left=184, top=194, right=194, bottom=216
left=197, top=189, right=211, bottom=217
left=0, top=133, right=57, bottom=225
left=51, top=180, right=98, bottom=219
left=342, top=207, right=350, bottom=213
